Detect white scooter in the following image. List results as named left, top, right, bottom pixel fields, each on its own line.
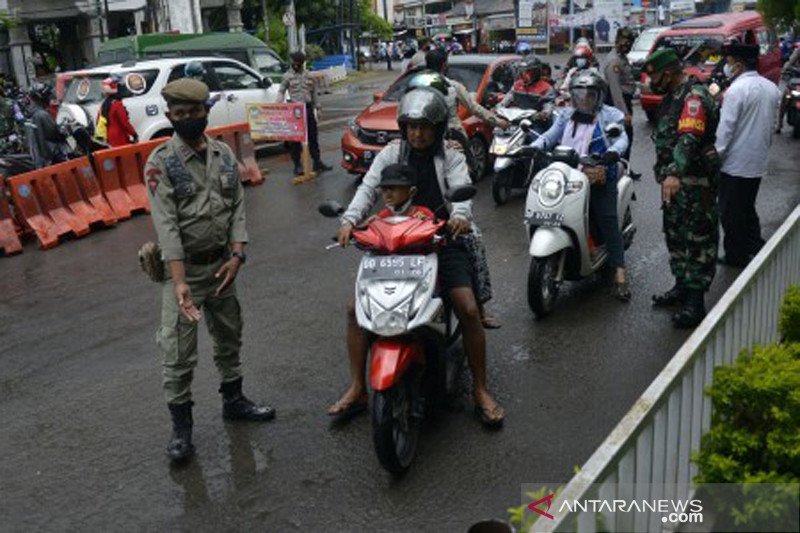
left=518, top=124, right=636, bottom=318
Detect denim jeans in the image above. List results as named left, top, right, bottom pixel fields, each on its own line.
left=589, top=173, right=625, bottom=269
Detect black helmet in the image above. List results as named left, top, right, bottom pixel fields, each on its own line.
left=569, top=69, right=607, bottom=115
left=519, top=57, right=543, bottom=83
left=29, top=82, right=53, bottom=103
left=406, top=70, right=449, bottom=97
left=397, top=87, right=448, bottom=140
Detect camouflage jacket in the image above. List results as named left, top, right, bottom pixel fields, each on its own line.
left=652, top=78, right=720, bottom=185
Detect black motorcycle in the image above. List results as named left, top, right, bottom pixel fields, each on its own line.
left=783, top=66, right=800, bottom=139
left=489, top=92, right=554, bottom=205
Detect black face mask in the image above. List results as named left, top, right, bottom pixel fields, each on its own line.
left=171, top=116, right=207, bottom=141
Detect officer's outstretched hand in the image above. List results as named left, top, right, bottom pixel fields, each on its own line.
left=214, top=258, right=241, bottom=296
left=175, top=282, right=202, bottom=322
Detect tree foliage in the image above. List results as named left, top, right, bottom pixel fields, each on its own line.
left=757, top=0, right=800, bottom=30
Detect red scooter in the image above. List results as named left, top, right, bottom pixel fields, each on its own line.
left=320, top=186, right=476, bottom=473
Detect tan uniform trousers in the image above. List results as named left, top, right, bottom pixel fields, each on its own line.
left=157, top=258, right=243, bottom=405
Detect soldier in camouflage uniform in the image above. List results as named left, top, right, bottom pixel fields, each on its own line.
left=644, top=49, right=720, bottom=329
left=145, top=78, right=275, bottom=464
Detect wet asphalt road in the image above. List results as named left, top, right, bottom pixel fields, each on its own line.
left=1, top=65, right=799, bottom=532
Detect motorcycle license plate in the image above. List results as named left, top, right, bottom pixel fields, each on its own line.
left=530, top=211, right=564, bottom=227
left=360, top=255, right=426, bottom=280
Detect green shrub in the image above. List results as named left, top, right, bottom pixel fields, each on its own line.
left=693, top=341, right=800, bottom=529
left=779, top=285, right=800, bottom=342
left=304, top=43, right=325, bottom=63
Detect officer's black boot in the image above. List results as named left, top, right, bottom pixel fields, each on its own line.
left=220, top=377, right=276, bottom=422
left=293, top=162, right=303, bottom=176
left=652, top=284, right=686, bottom=308
left=166, top=402, right=195, bottom=464
left=672, top=289, right=706, bottom=329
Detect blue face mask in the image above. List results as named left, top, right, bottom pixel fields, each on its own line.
left=576, top=58, right=588, bottom=69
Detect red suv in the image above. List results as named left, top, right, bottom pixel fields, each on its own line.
left=640, top=11, right=781, bottom=121
left=341, top=54, right=520, bottom=179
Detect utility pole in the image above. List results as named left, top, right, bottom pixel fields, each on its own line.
left=261, top=0, right=269, bottom=43
left=421, top=0, right=428, bottom=37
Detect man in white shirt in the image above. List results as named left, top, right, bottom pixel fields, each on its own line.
left=715, top=44, right=781, bottom=267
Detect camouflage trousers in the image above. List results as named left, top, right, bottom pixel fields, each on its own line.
left=663, top=184, right=719, bottom=292
left=462, top=225, right=493, bottom=305
left=156, top=258, right=244, bottom=405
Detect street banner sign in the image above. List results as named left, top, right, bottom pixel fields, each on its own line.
left=247, top=103, right=308, bottom=143
left=516, top=0, right=549, bottom=45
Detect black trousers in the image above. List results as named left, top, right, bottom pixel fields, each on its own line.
left=289, top=103, right=321, bottom=166
left=718, top=173, right=764, bottom=264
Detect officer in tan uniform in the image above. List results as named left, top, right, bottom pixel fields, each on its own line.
left=601, top=27, right=636, bottom=160
left=276, top=51, right=332, bottom=176
left=145, top=78, right=275, bottom=464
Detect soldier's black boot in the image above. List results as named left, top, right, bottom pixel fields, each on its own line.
left=167, top=402, right=195, bottom=464
left=672, top=289, right=706, bottom=329
left=652, top=284, right=685, bottom=308
left=220, top=378, right=276, bottom=422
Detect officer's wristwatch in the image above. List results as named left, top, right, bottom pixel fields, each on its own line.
left=231, top=251, right=247, bottom=264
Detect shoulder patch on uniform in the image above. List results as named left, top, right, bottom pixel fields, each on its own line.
left=677, top=95, right=706, bottom=136
left=145, top=166, right=162, bottom=194
left=613, top=64, right=621, bottom=73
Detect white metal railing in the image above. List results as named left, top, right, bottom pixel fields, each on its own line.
left=535, top=203, right=800, bottom=532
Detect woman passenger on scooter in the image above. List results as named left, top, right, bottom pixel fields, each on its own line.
left=530, top=70, right=631, bottom=301
left=330, top=88, right=505, bottom=428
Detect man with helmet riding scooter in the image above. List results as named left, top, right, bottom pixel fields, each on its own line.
left=502, top=56, right=557, bottom=108
left=530, top=70, right=631, bottom=301
left=28, top=82, right=69, bottom=168
left=330, top=87, right=505, bottom=428
left=560, top=43, right=597, bottom=93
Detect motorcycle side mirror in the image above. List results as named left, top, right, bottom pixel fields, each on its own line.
left=605, top=123, right=623, bottom=138
left=318, top=200, right=345, bottom=218
left=519, top=119, right=532, bottom=132
left=445, top=185, right=477, bottom=203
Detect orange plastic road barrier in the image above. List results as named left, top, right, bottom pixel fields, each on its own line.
left=93, top=138, right=168, bottom=218
left=0, top=178, right=23, bottom=255
left=6, top=157, right=116, bottom=249
left=207, top=123, right=265, bottom=186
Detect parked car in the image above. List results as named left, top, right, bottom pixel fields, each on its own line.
left=96, top=33, right=287, bottom=84
left=56, top=57, right=278, bottom=142
left=628, top=26, right=670, bottom=80
left=341, top=54, right=520, bottom=179
left=640, top=12, right=781, bottom=122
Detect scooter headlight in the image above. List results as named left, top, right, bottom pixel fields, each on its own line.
left=374, top=299, right=411, bottom=337
left=791, top=90, right=800, bottom=97
left=538, top=169, right=566, bottom=207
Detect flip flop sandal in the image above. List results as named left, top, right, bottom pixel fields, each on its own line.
left=481, top=313, right=503, bottom=329
left=328, top=397, right=368, bottom=421
left=474, top=404, right=505, bottom=429
left=613, top=281, right=631, bottom=302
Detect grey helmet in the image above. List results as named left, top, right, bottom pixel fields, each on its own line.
left=397, top=87, right=448, bottom=140
left=568, top=68, right=607, bottom=115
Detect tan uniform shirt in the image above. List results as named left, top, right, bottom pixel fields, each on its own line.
left=601, top=49, right=635, bottom=115
left=145, top=134, right=248, bottom=261
left=277, top=69, right=319, bottom=109
left=446, top=76, right=501, bottom=133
